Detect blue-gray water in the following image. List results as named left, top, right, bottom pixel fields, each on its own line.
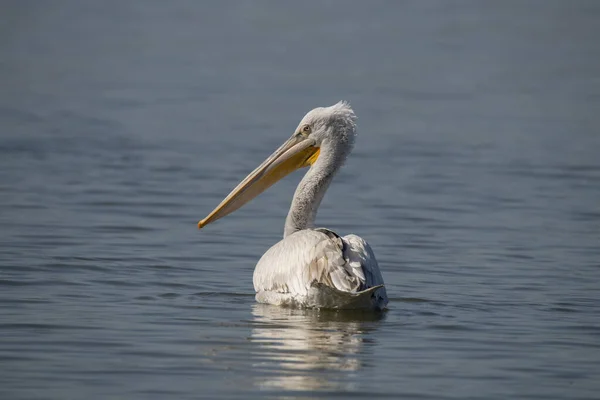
left=1, top=1, right=599, bottom=399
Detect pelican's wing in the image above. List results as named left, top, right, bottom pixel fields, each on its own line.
left=341, top=233, right=388, bottom=308
left=342, top=234, right=386, bottom=290
left=253, top=229, right=388, bottom=309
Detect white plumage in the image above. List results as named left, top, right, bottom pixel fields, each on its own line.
left=198, top=102, right=388, bottom=310
left=254, top=229, right=387, bottom=309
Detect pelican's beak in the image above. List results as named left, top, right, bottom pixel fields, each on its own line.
left=198, top=135, right=320, bottom=229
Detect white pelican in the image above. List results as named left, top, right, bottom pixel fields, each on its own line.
left=198, top=102, right=388, bottom=310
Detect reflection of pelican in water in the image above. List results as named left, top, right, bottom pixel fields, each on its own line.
left=250, top=303, right=384, bottom=391
left=198, top=102, right=387, bottom=309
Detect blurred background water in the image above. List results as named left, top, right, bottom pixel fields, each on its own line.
left=1, top=1, right=599, bottom=399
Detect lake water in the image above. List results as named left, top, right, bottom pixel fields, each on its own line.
left=1, top=1, right=599, bottom=399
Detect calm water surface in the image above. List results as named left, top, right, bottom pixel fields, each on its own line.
left=1, top=1, right=599, bottom=399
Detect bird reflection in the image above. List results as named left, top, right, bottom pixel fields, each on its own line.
left=250, top=303, right=385, bottom=391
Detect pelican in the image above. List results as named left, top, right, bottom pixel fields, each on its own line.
left=198, top=102, right=388, bottom=310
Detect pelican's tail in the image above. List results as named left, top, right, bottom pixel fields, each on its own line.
left=305, top=283, right=387, bottom=310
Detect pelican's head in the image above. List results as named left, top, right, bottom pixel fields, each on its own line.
left=294, top=101, right=356, bottom=151
left=198, top=101, right=357, bottom=229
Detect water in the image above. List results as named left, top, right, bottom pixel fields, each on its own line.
left=1, top=1, right=599, bottom=399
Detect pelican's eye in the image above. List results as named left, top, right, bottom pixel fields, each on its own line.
left=301, top=124, right=311, bottom=135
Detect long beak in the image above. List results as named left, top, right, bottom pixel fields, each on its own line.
left=198, top=135, right=320, bottom=229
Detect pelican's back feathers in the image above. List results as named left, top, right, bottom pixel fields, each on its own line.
left=253, top=229, right=388, bottom=309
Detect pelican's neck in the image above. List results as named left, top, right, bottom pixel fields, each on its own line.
left=284, top=140, right=347, bottom=238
